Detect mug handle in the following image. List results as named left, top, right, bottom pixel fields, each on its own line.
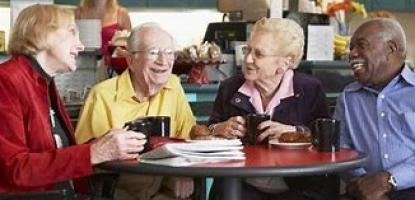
left=311, top=120, right=320, bottom=146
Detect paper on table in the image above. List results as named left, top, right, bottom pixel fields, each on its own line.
left=306, top=25, right=334, bottom=61
left=140, top=156, right=245, bottom=167
left=140, top=139, right=244, bottom=160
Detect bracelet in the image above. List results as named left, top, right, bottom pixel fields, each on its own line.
left=208, top=124, right=217, bottom=135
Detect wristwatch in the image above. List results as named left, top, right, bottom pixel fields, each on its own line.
left=387, top=175, right=398, bottom=190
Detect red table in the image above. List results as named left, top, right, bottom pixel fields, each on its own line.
left=97, top=145, right=367, bottom=200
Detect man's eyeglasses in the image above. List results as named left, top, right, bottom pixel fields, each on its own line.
left=131, top=48, right=176, bottom=60
left=242, top=45, right=280, bottom=60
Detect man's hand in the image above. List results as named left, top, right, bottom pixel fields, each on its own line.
left=164, top=177, right=194, bottom=199
left=346, top=171, right=392, bottom=200
left=212, top=116, right=246, bottom=139
left=90, top=129, right=146, bottom=164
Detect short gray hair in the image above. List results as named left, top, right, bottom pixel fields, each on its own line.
left=251, top=18, right=304, bottom=69
left=358, top=18, right=407, bottom=59
left=127, top=22, right=175, bottom=52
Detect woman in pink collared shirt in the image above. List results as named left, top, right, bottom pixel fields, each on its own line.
left=205, top=18, right=335, bottom=200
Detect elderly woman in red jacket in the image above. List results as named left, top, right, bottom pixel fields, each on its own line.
left=0, top=4, right=146, bottom=195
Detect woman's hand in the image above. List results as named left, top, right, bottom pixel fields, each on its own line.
left=164, top=177, right=194, bottom=199
left=90, top=129, right=146, bottom=164
left=257, top=121, right=295, bottom=142
left=189, top=124, right=211, bottom=139
left=212, top=116, right=246, bottom=139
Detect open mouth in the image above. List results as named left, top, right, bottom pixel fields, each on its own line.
left=350, top=58, right=366, bottom=72
left=150, top=68, right=168, bottom=74
left=244, top=65, right=257, bottom=71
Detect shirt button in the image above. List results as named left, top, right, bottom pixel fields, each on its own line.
left=380, top=94, right=385, bottom=99
left=380, top=112, right=385, bottom=117
left=383, top=134, right=387, bottom=138
left=384, top=154, right=389, bottom=159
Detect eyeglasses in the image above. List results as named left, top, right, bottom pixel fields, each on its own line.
left=242, top=45, right=280, bottom=60
left=131, top=47, right=176, bottom=60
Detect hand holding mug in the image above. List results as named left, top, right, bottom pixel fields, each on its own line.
left=90, top=129, right=146, bottom=164
left=211, top=116, right=246, bottom=139
left=245, top=113, right=270, bottom=144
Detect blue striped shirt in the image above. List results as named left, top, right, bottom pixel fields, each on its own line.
left=334, top=64, right=415, bottom=190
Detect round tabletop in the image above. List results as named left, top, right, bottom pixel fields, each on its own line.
left=98, top=145, right=367, bottom=178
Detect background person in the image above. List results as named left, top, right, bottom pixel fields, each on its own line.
left=205, top=18, right=335, bottom=200
left=334, top=18, right=415, bottom=200
left=75, top=23, right=196, bottom=200
left=0, top=4, right=145, bottom=195
left=75, top=0, right=132, bottom=80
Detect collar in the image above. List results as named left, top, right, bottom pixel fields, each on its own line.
left=231, top=71, right=304, bottom=114
left=25, top=54, right=53, bottom=84
left=345, top=63, right=415, bottom=93
left=115, top=69, right=174, bottom=101
left=401, top=63, right=415, bottom=86
left=238, top=69, right=294, bottom=114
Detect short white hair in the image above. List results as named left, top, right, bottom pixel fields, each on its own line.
left=357, top=18, right=407, bottom=59
left=251, top=17, right=304, bottom=69
left=127, top=22, right=175, bottom=52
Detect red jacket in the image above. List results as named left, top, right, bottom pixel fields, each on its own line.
left=0, top=55, right=93, bottom=192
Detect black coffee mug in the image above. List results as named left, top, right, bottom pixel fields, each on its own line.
left=124, top=118, right=152, bottom=134
left=312, top=118, right=340, bottom=152
left=147, top=116, right=170, bottom=137
left=124, top=118, right=152, bottom=151
left=245, top=113, right=270, bottom=145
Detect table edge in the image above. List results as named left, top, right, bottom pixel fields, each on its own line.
left=97, top=152, right=368, bottom=177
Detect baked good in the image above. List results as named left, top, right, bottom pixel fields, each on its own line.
left=278, top=131, right=311, bottom=143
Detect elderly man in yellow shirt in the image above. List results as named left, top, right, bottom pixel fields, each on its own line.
left=75, top=23, right=196, bottom=200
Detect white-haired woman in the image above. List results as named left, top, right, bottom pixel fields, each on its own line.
left=205, top=18, right=336, bottom=200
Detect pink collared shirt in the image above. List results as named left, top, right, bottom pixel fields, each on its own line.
left=239, top=69, right=294, bottom=192
left=238, top=69, right=294, bottom=116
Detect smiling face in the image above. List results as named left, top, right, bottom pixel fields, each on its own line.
left=46, top=22, right=84, bottom=73
left=243, top=32, right=291, bottom=84
left=8, top=5, right=84, bottom=73
left=127, top=27, right=175, bottom=96
left=349, top=22, right=403, bottom=89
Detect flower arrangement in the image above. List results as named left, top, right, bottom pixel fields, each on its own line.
left=327, top=0, right=367, bottom=58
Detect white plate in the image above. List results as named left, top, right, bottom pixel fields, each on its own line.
left=269, top=139, right=312, bottom=150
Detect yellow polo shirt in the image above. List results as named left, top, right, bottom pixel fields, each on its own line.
left=75, top=70, right=196, bottom=144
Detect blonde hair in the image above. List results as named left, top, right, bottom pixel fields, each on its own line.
left=79, top=0, right=118, bottom=10
left=251, top=18, right=304, bottom=69
left=8, top=4, right=74, bottom=55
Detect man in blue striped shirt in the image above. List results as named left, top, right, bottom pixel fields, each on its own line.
left=334, top=18, right=415, bottom=200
